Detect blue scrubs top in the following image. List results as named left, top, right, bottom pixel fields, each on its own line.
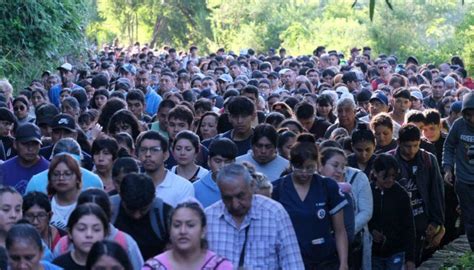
left=272, top=174, right=347, bottom=265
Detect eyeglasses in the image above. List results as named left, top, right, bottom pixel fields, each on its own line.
left=378, top=66, right=389, bottom=70
left=292, top=166, right=317, bottom=174
left=138, top=146, right=162, bottom=155
left=14, top=106, right=26, bottom=111
left=24, top=212, right=49, bottom=222
left=52, top=171, right=74, bottom=180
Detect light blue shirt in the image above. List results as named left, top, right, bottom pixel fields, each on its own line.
left=145, top=86, right=162, bottom=116
left=236, top=151, right=289, bottom=181
left=193, top=172, right=221, bottom=208
left=25, top=168, right=104, bottom=195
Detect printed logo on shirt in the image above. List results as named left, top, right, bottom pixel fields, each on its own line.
left=315, top=202, right=326, bottom=207
left=317, top=209, right=326, bottom=219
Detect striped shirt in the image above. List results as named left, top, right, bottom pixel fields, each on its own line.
left=205, top=195, right=304, bottom=270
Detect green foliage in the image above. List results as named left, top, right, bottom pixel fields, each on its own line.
left=0, top=0, right=92, bottom=91
left=441, top=252, right=474, bottom=269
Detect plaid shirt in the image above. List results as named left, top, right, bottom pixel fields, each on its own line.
left=205, top=195, right=304, bottom=270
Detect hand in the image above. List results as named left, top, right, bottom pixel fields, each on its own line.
left=89, top=123, right=103, bottom=140
left=425, top=224, right=438, bottom=238
left=444, top=170, right=453, bottom=186
left=406, top=261, right=416, bottom=270
left=372, top=230, right=385, bottom=244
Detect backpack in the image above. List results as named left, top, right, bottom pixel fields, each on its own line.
left=110, top=195, right=166, bottom=241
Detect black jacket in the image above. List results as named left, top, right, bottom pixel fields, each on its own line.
left=391, top=148, right=445, bottom=227
left=369, top=182, right=415, bottom=261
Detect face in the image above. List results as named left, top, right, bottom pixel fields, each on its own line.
left=432, top=82, right=445, bottom=100
left=323, top=75, right=334, bottom=86
left=208, top=155, right=234, bottom=178
left=423, top=124, right=441, bottom=142
left=13, top=102, right=28, bottom=119
left=167, top=118, right=190, bottom=141
left=374, top=125, right=393, bottom=147
left=113, top=121, right=132, bottom=136
left=160, top=75, right=175, bottom=92
left=373, top=168, right=397, bottom=189
left=24, top=205, right=50, bottom=235
left=410, top=98, right=423, bottom=110
left=337, top=105, right=356, bottom=128
left=319, top=153, right=346, bottom=182
left=307, top=72, right=320, bottom=85
left=173, top=139, right=197, bottom=166
left=0, top=192, right=22, bottom=231
left=157, top=107, right=172, bottom=130
left=228, top=114, right=253, bottom=135
left=393, top=98, right=411, bottom=114
left=292, top=159, right=317, bottom=183
left=463, top=109, right=474, bottom=126
left=297, top=117, right=314, bottom=132
left=70, top=214, right=106, bottom=255
left=94, top=95, right=108, bottom=109
left=15, top=141, right=40, bottom=163
left=252, top=136, right=276, bottom=164
left=90, top=255, right=125, bottom=270
left=316, top=104, right=332, bottom=117
left=127, top=100, right=145, bottom=118
left=52, top=128, right=76, bottom=144
left=51, top=162, right=79, bottom=194
left=202, top=79, right=216, bottom=91
left=279, top=136, right=296, bottom=159
left=138, top=139, right=168, bottom=173
left=352, top=140, right=375, bottom=164
left=93, top=149, right=114, bottom=174
left=199, top=115, right=218, bottom=140
left=135, top=73, right=149, bottom=89
left=7, top=240, right=43, bottom=270
left=61, top=102, right=79, bottom=118
left=0, top=120, right=14, bottom=137
left=398, top=140, right=420, bottom=161
left=218, top=175, right=253, bottom=220
left=229, top=65, right=241, bottom=78
left=31, top=93, right=46, bottom=107
left=170, top=207, right=204, bottom=252
left=377, top=63, right=390, bottom=76
left=59, top=88, right=72, bottom=101
left=258, top=83, right=271, bottom=97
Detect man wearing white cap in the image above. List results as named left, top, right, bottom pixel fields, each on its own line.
left=48, top=63, right=83, bottom=107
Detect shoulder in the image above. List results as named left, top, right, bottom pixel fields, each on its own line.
left=204, top=250, right=233, bottom=269
left=252, top=194, right=287, bottom=215
left=166, top=171, right=193, bottom=187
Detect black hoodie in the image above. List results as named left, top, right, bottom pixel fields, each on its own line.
left=369, top=181, right=416, bottom=262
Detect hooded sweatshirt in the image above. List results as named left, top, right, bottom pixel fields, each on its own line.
left=443, top=92, right=474, bottom=184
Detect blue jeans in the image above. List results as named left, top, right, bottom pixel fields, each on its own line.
left=455, top=181, right=474, bottom=250
left=372, top=252, right=405, bottom=270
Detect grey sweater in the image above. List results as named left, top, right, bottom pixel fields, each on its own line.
left=443, top=93, right=474, bottom=184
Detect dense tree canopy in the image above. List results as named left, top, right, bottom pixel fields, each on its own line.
left=0, top=0, right=472, bottom=90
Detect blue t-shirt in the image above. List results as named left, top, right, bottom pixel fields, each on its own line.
left=272, top=174, right=348, bottom=265
left=193, top=172, right=221, bottom=208
left=42, top=261, right=63, bottom=270
left=145, top=86, right=162, bottom=116
left=25, top=167, right=104, bottom=195
left=48, top=83, right=82, bottom=107
left=0, top=156, right=50, bottom=194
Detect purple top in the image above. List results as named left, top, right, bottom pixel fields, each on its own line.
left=0, top=156, right=50, bottom=194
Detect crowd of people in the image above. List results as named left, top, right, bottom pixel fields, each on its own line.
left=0, top=43, right=472, bottom=270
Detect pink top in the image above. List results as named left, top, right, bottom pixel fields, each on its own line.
left=142, top=250, right=233, bottom=270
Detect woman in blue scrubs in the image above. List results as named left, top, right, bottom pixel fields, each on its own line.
left=273, top=137, right=349, bottom=270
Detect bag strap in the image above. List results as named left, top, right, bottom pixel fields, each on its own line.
left=238, top=225, right=251, bottom=268
left=349, top=171, right=359, bottom=185
left=114, top=231, right=128, bottom=251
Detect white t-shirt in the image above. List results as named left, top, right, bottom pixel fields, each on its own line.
left=155, top=170, right=195, bottom=207
left=50, top=196, right=77, bottom=230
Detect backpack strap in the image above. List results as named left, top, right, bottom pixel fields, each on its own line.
left=114, top=231, right=128, bottom=251
left=109, top=195, right=121, bottom=224
left=57, top=235, right=70, bottom=256
left=349, top=171, right=359, bottom=185
left=150, top=198, right=165, bottom=241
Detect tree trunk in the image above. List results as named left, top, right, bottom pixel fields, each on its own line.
left=150, top=15, right=164, bottom=49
